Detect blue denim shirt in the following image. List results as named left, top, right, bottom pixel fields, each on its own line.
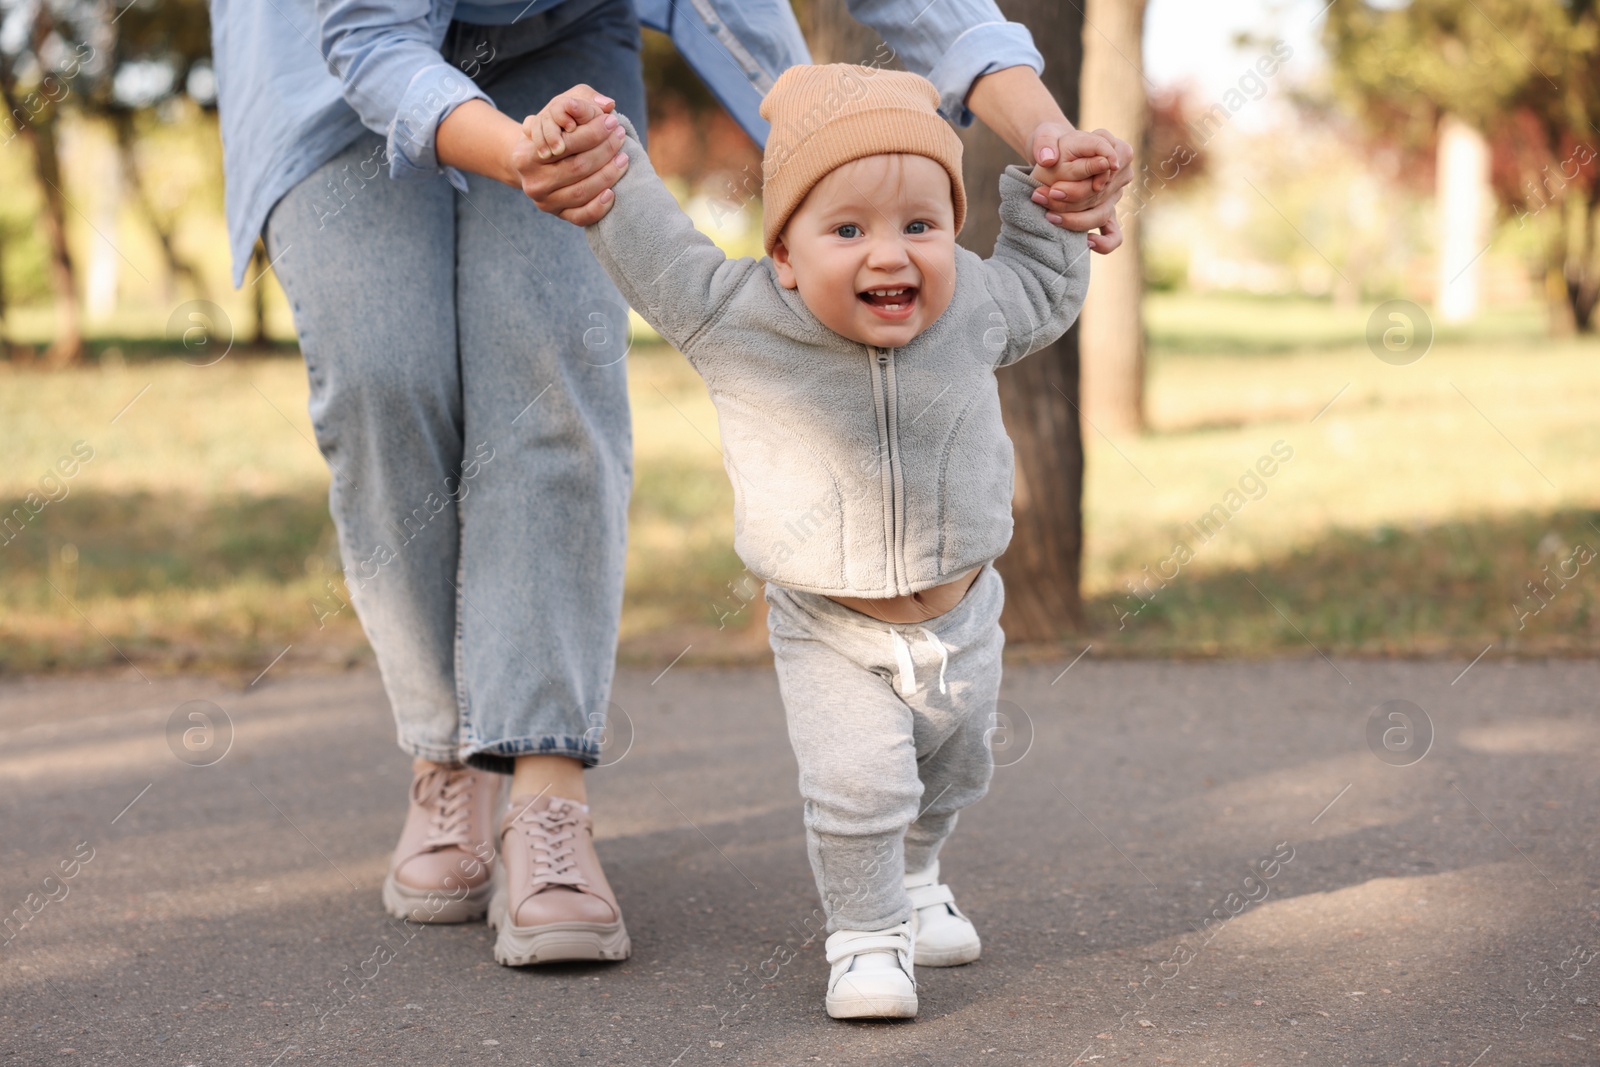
left=211, top=0, right=1043, bottom=286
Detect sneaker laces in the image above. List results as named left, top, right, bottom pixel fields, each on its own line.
left=509, top=798, right=589, bottom=891
left=413, top=766, right=477, bottom=851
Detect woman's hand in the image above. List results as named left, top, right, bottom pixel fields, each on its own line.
left=1027, top=123, right=1134, bottom=254
left=961, top=68, right=1135, bottom=254
left=434, top=86, right=629, bottom=224
left=513, top=85, right=631, bottom=224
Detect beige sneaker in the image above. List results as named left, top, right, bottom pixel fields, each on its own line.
left=381, top=763, right=499, bottom=924
left=488, top=793, right=630, bottom=965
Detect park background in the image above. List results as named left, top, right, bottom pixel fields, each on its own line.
left=1, top=0, right=1596, bottom=678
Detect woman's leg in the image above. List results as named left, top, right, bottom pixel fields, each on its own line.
left=510, top=754, right=586, bottom=800
left=266, top=133, right=464, bottom=763
left=448, top=0, right=645, bottom=777
left=267, top=138, right=501, bottom=924
left=446, top=0, right=646, bottom=960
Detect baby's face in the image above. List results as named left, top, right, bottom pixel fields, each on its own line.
left=772, top=154, right=957, bottom=349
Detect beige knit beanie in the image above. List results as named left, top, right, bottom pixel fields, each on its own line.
left=759, top=63, right=966, bottom=254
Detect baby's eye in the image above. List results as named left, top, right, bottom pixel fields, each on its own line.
left=905, top=221, right=930, bottom=235
left=835, top=224, right=861, bottom=239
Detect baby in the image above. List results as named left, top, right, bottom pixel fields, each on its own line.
left=534, top=64, right=1089, bottom=1019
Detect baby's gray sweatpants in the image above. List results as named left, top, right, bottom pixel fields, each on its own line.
left=764, top=564, right=1004, bottom=934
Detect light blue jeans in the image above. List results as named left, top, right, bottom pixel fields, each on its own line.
left=265, top=0, right=645, bottom=773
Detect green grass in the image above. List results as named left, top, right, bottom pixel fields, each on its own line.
left=1145, top=292, right=1548, bottom=356
left=1081, top=508, right=1600, bottom=659
left=2, top=293, right=1597, bottom=676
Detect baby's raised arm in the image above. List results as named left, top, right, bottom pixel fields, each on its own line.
left=980, top=166, right=1093, bottom=368
left=549, top=107, right=762, bottom=357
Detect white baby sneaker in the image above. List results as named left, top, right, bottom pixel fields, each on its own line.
left=824, top=922, right=917, bottom=1019
left=905, top=860, right=981, bottom=966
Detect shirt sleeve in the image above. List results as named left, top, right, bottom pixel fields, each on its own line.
left=584, top=116, right=763, bottom=360
left=843, top=0, right=1044, bottom=126
left=316, top=0, right=491, bottom=186
left=981, top=164, right=1090, bottom=368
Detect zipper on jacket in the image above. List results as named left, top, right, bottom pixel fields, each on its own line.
left=872, top=347, right=908, bottom=594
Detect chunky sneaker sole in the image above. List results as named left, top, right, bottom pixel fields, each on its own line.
left=487, top=883, right=630, bottom=965
left=382, top=870, right=493, bottom=924
left=825, top=978, right=918, bottom=1019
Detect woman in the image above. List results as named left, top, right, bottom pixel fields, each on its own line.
left=209, top=0, right=1131, bottom=966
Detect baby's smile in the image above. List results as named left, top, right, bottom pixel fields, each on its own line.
left=771, top=153, right=957, bottom=348
left=859, top=285, right=918, bottom=317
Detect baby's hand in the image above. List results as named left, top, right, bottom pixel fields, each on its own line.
left=514, top=85, right=630, bottom=225
left=525, top=87, right=616, bottom=161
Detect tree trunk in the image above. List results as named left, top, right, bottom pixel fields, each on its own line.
left=1435, top=113, right=1488, bottom=324
left=1078, top=0, right=1146, bottom=435
left=809, top=0, right=1087, bottom=638
left=30, top=118, right=84, bottom=368
left=0, top=8, right=85, bottom=368
left=250, top=241, right=270, bottom=346
left=1566, top=194, right=1600, bottom=333
left=0, top=226, right=16, bottom=363
left=962, top=0, right=1088, bottom=638
left=0, top=79, right=83, bottom=367
left=113, top=111, right=210, bottom=306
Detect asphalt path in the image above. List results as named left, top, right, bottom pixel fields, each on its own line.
left=2, top=657, right=1597, bottom=1065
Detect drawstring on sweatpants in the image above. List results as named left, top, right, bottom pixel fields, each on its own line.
left=890, top=626, right=949, bottom=697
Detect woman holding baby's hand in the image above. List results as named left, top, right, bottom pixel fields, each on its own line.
left=529, top=61, right=1134, bottom=250
left=210, top=0, right=1130, bottom=969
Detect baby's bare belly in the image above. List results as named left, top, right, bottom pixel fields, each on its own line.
left=827, top=568, right=981, bottom=624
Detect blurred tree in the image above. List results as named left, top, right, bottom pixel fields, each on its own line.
left=1079, top=0, right=1147, bottom=435
left=1435, top=112, right=1490, bottom=322
left=109, top=111, right=210, bottom=304
left=82, top=0, right=217, bottom=306
left=1, top=0, right=219, bottom=361
left=1144, top=88, right=1207, bottom=187
left=1136, top=87, right=1207, bottom=292
left=0, top=226, right=9, bottom=358
left=1325, top=0, right=1600, bottom=332
left=0, top=1, right=84, bottom=365
left=638, top=27, right=761, bottom=192
left=810, top=0, right=1089, bottom=638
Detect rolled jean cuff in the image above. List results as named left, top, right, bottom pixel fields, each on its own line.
left=396, top=736, right=465, bottom=766
left=463, top=734, right=602, bottom=776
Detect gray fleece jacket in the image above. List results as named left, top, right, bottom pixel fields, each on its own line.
left=586, top=117, right=1090, bottom=598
